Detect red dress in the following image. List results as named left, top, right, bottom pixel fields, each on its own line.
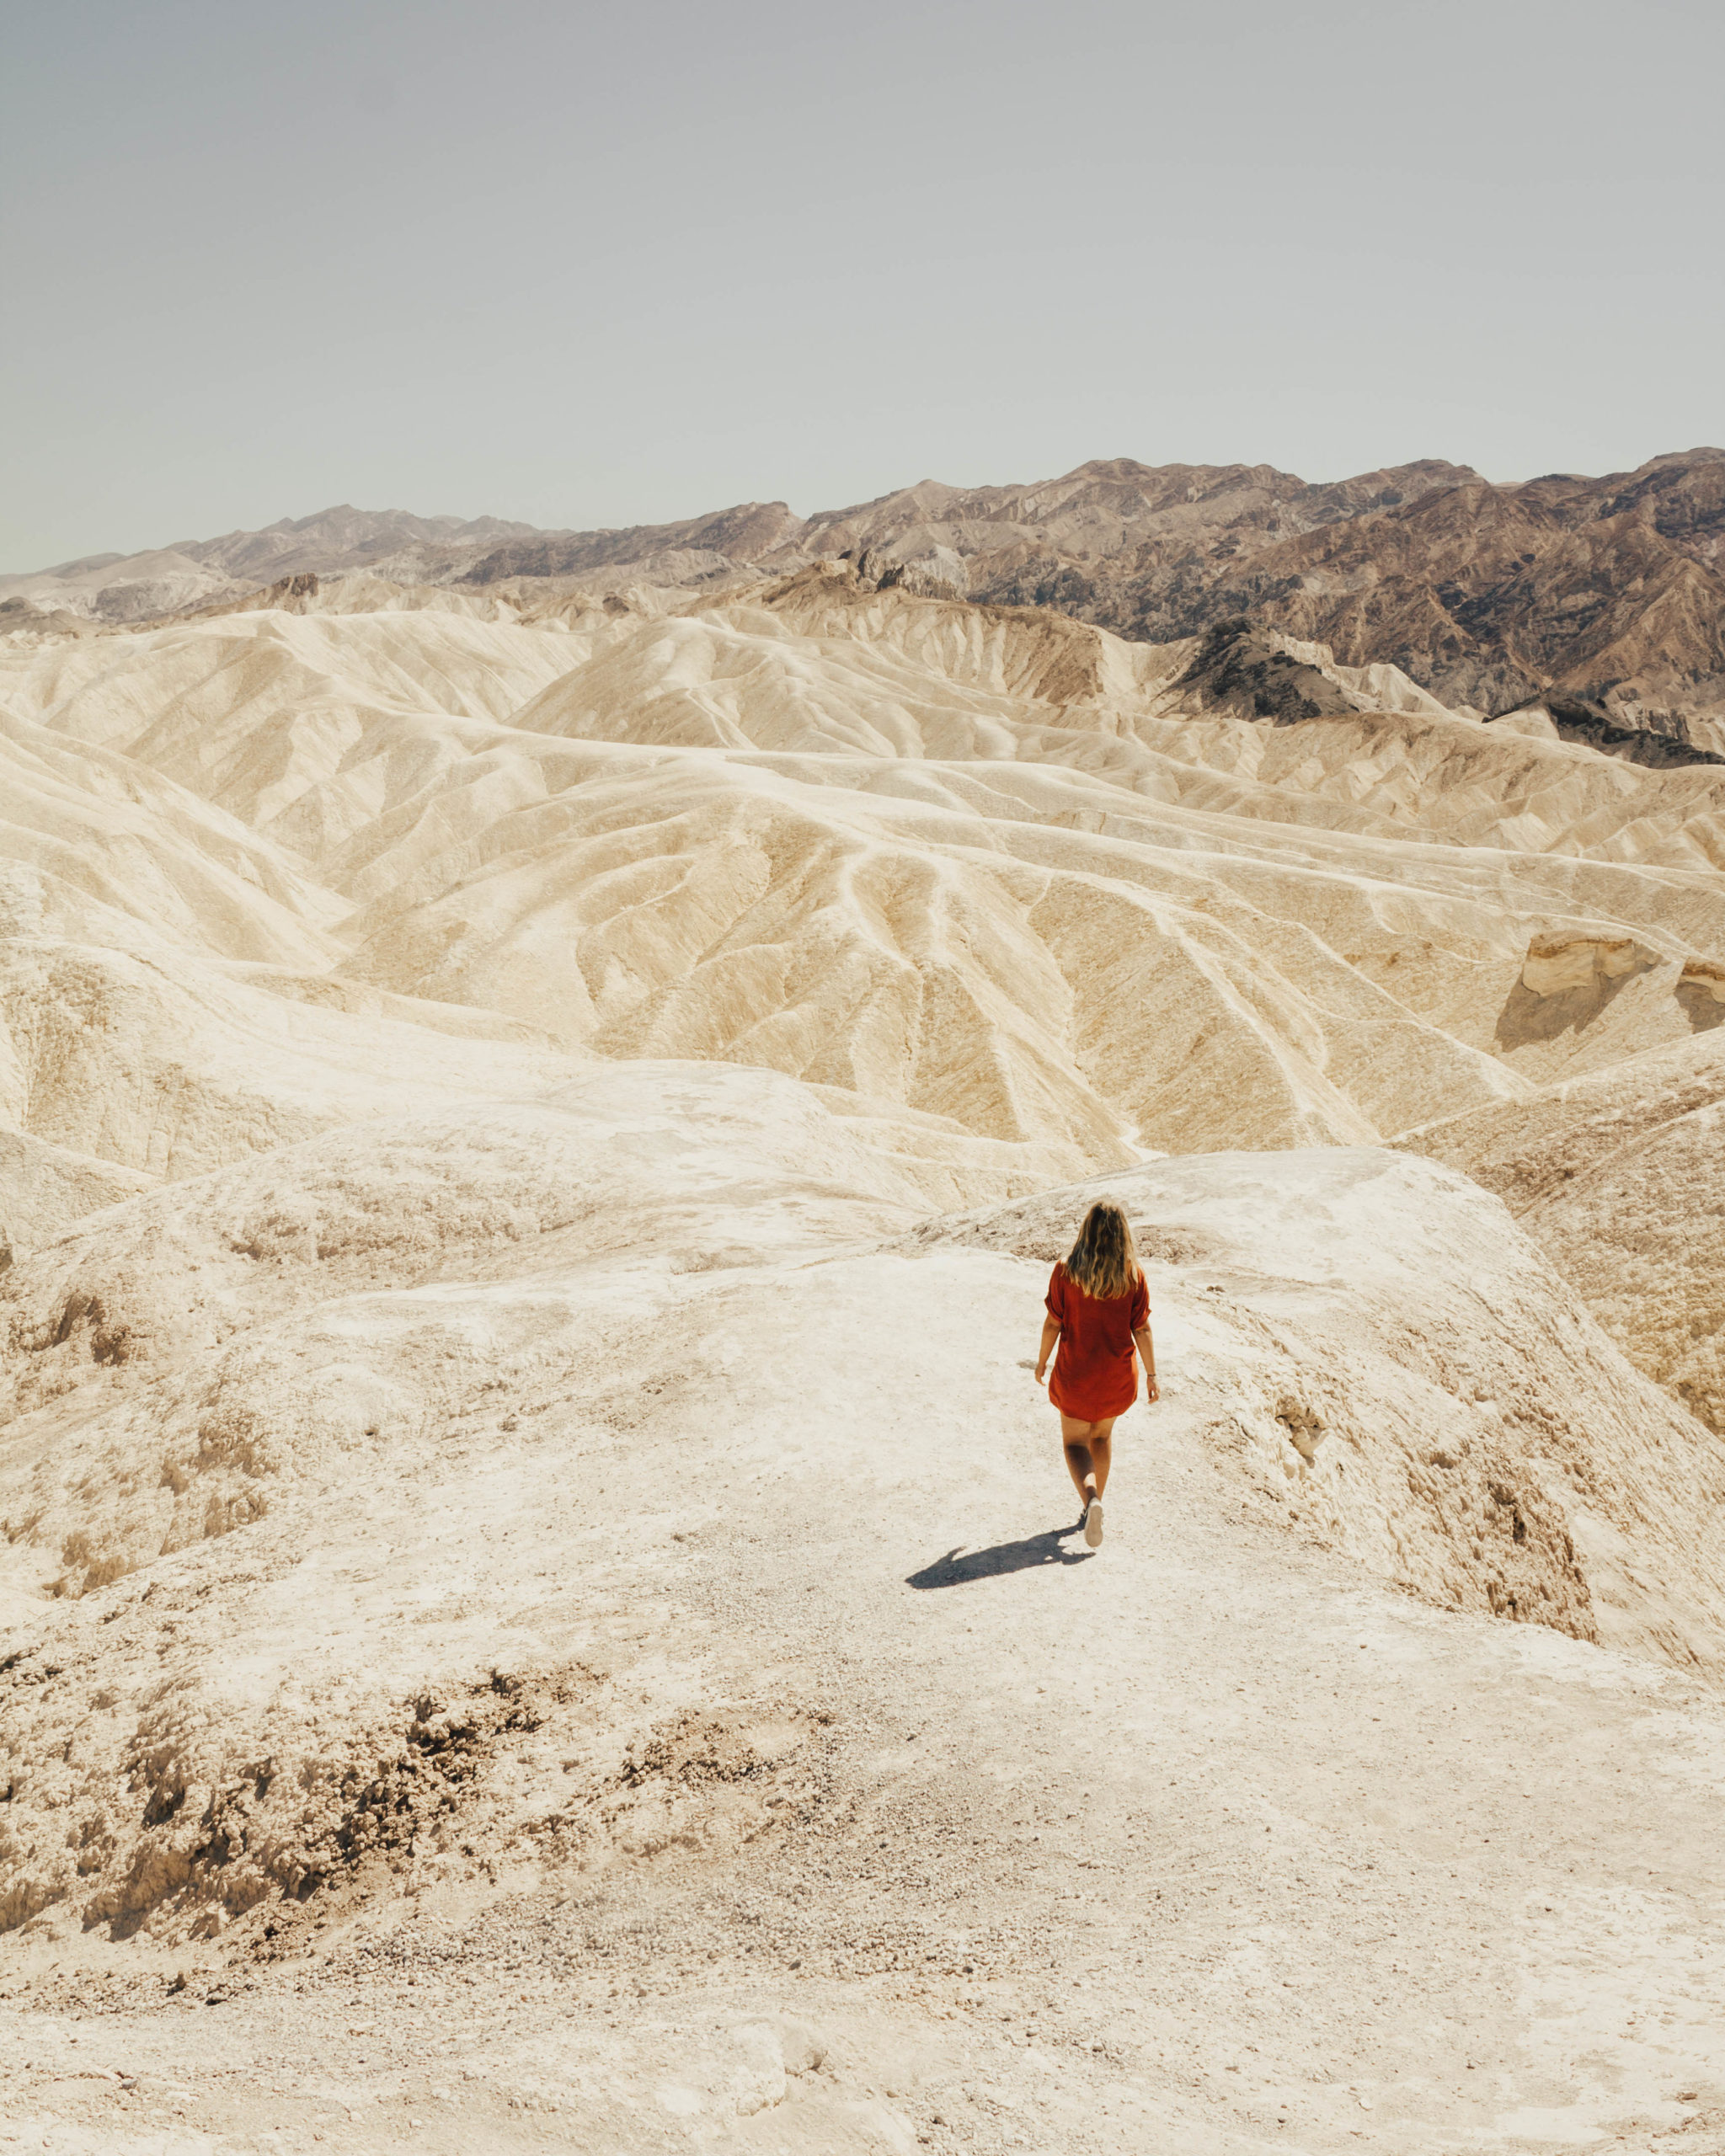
left=1046, top=1262, right=1149, bottom=1421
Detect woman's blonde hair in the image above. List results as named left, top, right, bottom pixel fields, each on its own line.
left=1064, top=1200, right=1141, bottom=1301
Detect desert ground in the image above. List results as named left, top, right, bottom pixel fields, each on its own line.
left=3, top=563, right=1725, bottom=2153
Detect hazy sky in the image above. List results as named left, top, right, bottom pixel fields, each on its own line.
left=3, top=0, right=1720, bottom=568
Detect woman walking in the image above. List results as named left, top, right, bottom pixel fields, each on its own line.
left=1033, top=1200, right=1158, bottom=1548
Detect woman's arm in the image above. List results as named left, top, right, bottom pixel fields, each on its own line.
left=1134, top=1322, right=1160, bottom=1402
left=1033, top=1315, right=1060, bottom=1385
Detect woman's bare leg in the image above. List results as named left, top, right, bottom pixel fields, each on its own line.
left=1088, top=1424, right=1114, bottom=1498
left=1060, top=1416, right=1116, bottom=1510
left=1056, top=1406, right=1121, bottom=1509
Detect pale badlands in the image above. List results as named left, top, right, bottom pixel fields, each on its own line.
left=3, top=567, right=1725, bottom=2153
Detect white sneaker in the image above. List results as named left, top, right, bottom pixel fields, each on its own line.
left=1084, top=1500, right=1104, bottom=1549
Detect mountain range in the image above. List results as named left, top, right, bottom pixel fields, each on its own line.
left=7, top=446, right=1724, bottom=751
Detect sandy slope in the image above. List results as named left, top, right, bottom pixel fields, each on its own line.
left=1402, top=1026, right=1725, bottom=1433
left=6, top=574, right=1723, bottom=1179
left=3, top=574, right=1725, bottom=2151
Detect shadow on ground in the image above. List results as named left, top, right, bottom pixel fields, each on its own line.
left=906, top=1524, right=1092, bottom=1590
left=1492, top=963, right=1650, bottom=1052
left=1679, top=979, right=1725, bottom=1033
